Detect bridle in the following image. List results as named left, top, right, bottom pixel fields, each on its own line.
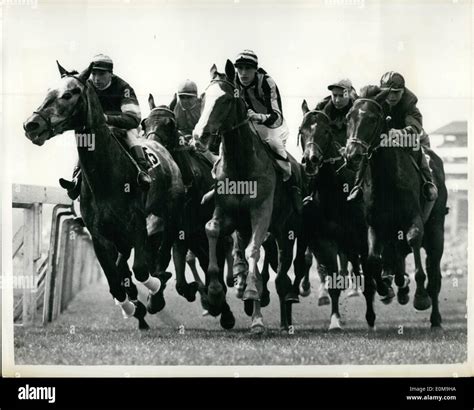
left=203, top=79, right=249, bottom=136
left=346, top=98, right=385, bottom=159
left=145, top=107, right=177, bottom=141
left=299, top=110, right=343, bottom=170
left=28, top=74, right=87, bottom=139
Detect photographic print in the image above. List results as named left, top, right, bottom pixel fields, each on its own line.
left=1, top=0, right=472, bottom=379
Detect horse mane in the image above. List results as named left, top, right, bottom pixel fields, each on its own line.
left=359, top=85, right=382, bottom=99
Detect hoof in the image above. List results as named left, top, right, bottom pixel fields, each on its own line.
left=133, top=301, right=150, bottom=330
left=328, top=314, right=342, bottom=332
left=260, top=289, right=270, bottom=307
left=414, top=292, right=432, bottom=311
left=250, top=317, right=265, bottom=334
left=397, top=286, right=410, bottom=305
left=430, top=325, right=443, bottom=335
left=147, top=290, right=166, bottom=314
left=244, top=300, right=254, bottom=317
left=243, top=288, right=259, bottom=301
left=207, top=304, right=223, bottom=317
left=299, top=286, right=311, bottom=297
left=347, top=289, right=361, bottom=298
left=380, top=287, right=395, bottom=305
left=177, top=281, right=199, bottom=302
left=285, top=291, right=300, bottom=304
left=367, top=326, right=377, bottom=338
left=220, top=310, right=236, bottom=330
left=318, top=295, right=330, bottom=306
left=235, top=274, right=246, bottom=299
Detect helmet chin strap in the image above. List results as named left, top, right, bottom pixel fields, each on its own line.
left=94, top=78, right=112, bottom=91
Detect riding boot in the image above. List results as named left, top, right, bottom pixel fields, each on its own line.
left=59, top=165, right=82, bottom=200
left=418, top=151, right=438, bottom=202
left=129, top=145, right=152, bottom=190
left=347, top=159, right=367, bottom=202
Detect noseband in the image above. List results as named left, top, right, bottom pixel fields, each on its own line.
left=29, top=74, right=88, bottom=139
left=346, top=98, right=384, bottom=159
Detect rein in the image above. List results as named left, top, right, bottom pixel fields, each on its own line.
left=205, top=79, right=249, bottom=136
left=299, top=110, right=344, bottom=170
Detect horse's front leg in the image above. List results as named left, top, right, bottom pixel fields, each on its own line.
left=133, top=222, right=168, bottom=315
left=92, top=235, right=149, bottom=330
left=275, top=232, right=297, bottom=333
left=244, top=198, right=273, bottom=334
left=204, top=206, right=230, bottom=316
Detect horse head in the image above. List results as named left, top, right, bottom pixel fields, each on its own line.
left=344, top=85, right=390, bottom=171
left=142, top=94, right=178, bottom=149
left=23, top=61, right=94, bottom=146
left=192, top=60, right=245, bottom=152
left=299, top=99, right=333, bottom=177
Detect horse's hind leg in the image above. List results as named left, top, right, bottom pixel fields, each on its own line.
left=116, top=249, right=138, bottom=302
left=407, top=217, right=431, bottom=311
left=275, top=233, right=296, bottom=332
left=92, top=236, right=149, bottom=330
left=173, top=240, right=199, bottom=303
left=424, top=221, right=444, bottom=329
left=224, top=235, right=235, bottom=288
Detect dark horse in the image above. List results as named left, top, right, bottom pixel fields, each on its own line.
left=193, top=61, right=303, bottom=333
left=294, top=100, right=391, bottom=331
left=23, top=62, right=184, bottom=329
left=344, top=86, right=448, bottom=329
left=141, top=98, right=236, bottom=329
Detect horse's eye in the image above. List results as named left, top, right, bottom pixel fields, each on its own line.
left=61, top=92, right=72, bottom=100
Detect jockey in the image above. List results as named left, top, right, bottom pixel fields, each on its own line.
left=60, top=54, right=151, bottom=199
left=347, top=71, right=438, bottom=205
left=315, top=78, right=358, bottom=146
left=234, top=49, right=302, bottom=212
left=169, top=79, right=217, bottom=163
left=230, top=50, right=302, bottom=282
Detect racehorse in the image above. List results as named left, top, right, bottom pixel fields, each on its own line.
left=344, top=86, right=448, bottom=329
left=142, top=99, right=236, bottom=329
left=192, top=61, right=304, bottom=333
left=23, top=62, right=183, bottom=329
left=295, top=100, right=387, bottom=330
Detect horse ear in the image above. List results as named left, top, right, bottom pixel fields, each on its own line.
left=148, top=93, right=156, bottom=110
left=302, top=99, right=309, bottom=114
left=77, top=63, right=93, bottom=84
left=56, top=60, right=69, bottom=78
left=374, top=88, right=391, bottom=104
left=210, top=64, right=218, bottom=79
left=225, top=59, right=235, bottom=81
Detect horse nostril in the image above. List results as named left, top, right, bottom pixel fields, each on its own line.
left=24, top=121, right=40, bottom=132
left=309, top=155, right=318, bottom=164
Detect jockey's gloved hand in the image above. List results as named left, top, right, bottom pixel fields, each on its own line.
left=247, top=109, right=268, bottom=124
left=190, top=136, right=206, bottom=152
left=388, top=128, right=405, bottom=141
